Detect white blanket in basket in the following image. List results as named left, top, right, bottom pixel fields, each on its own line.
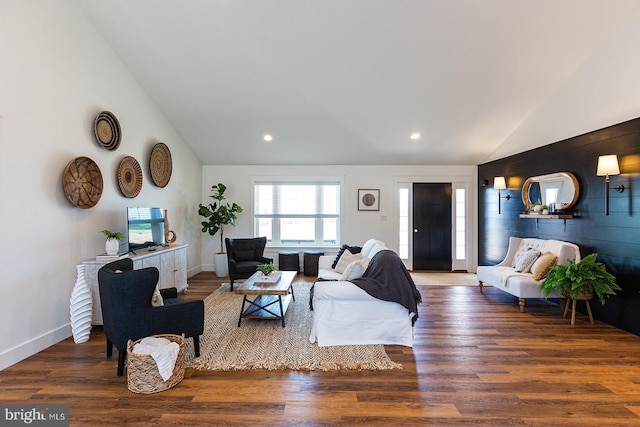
left=133, top=337, right=179, bottom=381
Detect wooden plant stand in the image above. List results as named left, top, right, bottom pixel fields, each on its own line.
left=563, top=294, right=594, bottom=325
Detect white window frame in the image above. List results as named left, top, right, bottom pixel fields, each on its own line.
left=454, top=186, right=467, bottom=264
left=252, top=176, right=343, bottom=248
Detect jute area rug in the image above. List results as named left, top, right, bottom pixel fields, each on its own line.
left=184, top=281, right=402, bottom=371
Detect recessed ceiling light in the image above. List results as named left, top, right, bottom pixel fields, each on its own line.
left=263, top=134, right=273, bottom=142
left=410, top=133, right=421, bottom=140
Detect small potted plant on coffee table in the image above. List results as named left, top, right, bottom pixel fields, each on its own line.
left=256, top=262, right=280, bottom=283
left=257, top=262, right=277, bottom=275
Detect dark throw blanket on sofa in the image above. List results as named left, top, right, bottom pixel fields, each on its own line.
left=350, top=250, right=422, bottom=325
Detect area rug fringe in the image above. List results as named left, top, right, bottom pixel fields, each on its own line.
left=184, top=282, right=402, bottom=371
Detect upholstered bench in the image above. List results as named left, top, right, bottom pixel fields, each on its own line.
left=476, top=236, right=581, bottom=312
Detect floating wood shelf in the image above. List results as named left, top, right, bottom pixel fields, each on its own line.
left=519, top=213, right=573, bottom=219
left=519, top=213, right=574, bottom=231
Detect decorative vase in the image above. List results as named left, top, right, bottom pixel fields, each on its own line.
left=70, top=264, right=92, bottom=344
left=164, top=208, right=177, bottom=246
left=214, top=253, right=228, bottom=278
left=105, top=238, right=119, bottom=255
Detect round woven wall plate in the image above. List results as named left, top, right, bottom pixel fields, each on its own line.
left=150, top=142, right=172, bottom=187
left=117, top=156, right=143, bottom=198
left=94, top=111, right=122, bottom=150
left=62, top=156, right=103, bottom=209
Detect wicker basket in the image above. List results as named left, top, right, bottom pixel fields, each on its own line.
left=126, top=334, right=185, bottom=394
left=561, top=289, right=594, bottom=301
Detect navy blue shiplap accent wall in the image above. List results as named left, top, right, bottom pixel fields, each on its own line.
left=478, top=118, right=640, bottom=335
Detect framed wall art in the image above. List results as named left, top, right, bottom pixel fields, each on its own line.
left=358, top=189, right=380, bottom=211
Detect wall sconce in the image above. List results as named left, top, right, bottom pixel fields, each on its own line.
left=597, top=154, right=625, bottom=216
left=494, top=176, right=511, bottom=214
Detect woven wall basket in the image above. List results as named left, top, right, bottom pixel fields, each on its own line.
left=117, top=156, right=143, bottom=198
left=62, top=156, right=103, bottom=209
left=127, top=334, right=185, bottom=394
left=150, top=142, right=172, bottom=188
left=93, top=111, right=122, bottom=151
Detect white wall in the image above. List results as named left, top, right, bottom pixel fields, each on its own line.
left=201, top=165, right=477, bottom=270
left=0, top=0, right=202, bottom=369
left=485, top=5, right=640, bottom=162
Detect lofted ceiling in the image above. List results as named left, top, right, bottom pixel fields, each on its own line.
left=75, top=0, right=640, bottom=166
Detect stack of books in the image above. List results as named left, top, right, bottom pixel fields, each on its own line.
left=95, top=253, right=130, bottom=261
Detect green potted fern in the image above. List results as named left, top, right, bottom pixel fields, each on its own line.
left=541, top=253, right=621, bottom=304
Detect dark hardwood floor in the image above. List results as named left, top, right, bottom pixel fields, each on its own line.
left=2, top=272, right=640, bottom=426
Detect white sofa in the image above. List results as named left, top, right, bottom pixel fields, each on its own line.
left=476, top=236, right=581, bottom=312
left=315, top=238, right=386, bottom=281
left=309, top=239, right=415, bottom=347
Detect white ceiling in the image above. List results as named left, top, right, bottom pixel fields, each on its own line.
left=75, top=0, right=640, bottom=166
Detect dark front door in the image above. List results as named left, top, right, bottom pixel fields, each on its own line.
left=413, top=183, right=452, bottom=270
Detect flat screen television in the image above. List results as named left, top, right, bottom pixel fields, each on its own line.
left=127, top=207, right=165, bottom=251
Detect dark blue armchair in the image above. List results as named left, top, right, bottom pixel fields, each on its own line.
left=225, top=237, right=272, bottom=291
left=98, top=258, right=204, bottom=376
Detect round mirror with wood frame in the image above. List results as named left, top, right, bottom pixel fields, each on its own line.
left=521, top=172, right=579, bottom=212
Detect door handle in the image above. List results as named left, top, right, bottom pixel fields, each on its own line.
left=414, top=229, right=419, bottom=233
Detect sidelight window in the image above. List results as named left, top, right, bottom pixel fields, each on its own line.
left=455, top=188, right=466, bottom=260
left=398, top=187, right=409, bottom=259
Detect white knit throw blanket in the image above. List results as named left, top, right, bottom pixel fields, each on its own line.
left=133, top=337, right=179, bottom=381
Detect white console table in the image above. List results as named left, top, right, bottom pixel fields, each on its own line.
left=81, top=244, right=188, bottom=325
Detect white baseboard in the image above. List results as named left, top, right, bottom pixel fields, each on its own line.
left=0, top=324, right=72, bottom=371
left=187, top=265, right=202, bottom=277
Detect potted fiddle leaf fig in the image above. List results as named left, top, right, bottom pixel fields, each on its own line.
left=541, top=253, right=621, bottom=304
left=198, top=183, right=243, bottom=277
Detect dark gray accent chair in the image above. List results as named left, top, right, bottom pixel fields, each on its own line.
left=98, top=258, right=204, bottom=376
left=225, top=237, right=272, bottom=291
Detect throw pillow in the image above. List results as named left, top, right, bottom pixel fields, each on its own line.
left=368, top=242, right=387, bottom=260
left=530, top=252, right=558, bottom=280
left=361, top=239, right=384, bottom=258
left=340, top=259, right=367, bottom=281
left=331, top=245, right=349, bottom=268
left=511, top=244, right=532, bottom=267
left=334, top=249, right=362, bottom=274
left=514, top=248, right=541, bottom=273
left=151, top=286, right=164, bottom=307
left=331, top=244, right=362, bottom=268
